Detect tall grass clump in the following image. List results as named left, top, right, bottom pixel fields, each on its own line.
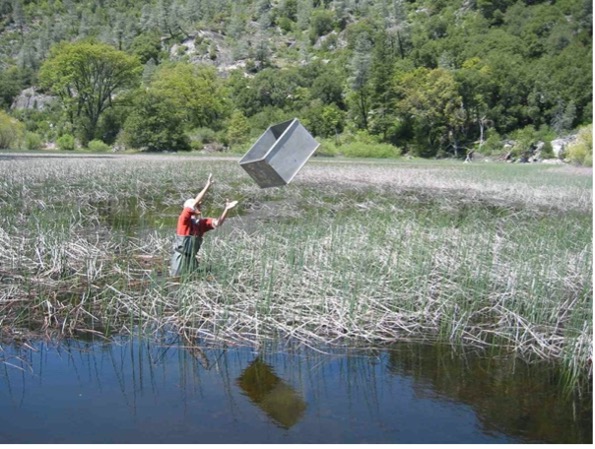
left=0, top=153, right=591, bottom=391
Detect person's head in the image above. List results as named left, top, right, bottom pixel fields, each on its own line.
left=184, top=199, right=202, bottom=216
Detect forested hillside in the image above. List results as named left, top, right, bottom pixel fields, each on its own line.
left=0, top=0, right=592, bottom=160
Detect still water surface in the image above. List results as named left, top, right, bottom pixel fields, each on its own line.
left=0, top=337, right=591, bottom=444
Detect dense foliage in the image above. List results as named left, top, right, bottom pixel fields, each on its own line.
left=0, top=0, right=591, bottom=158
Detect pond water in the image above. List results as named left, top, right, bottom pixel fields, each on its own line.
left=0, top=337, right=591, bottom=444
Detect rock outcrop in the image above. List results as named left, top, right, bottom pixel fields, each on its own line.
left=11, top=87, right=56, bottom=111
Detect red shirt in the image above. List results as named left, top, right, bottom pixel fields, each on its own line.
left=176, top=207, right=216, bottom=236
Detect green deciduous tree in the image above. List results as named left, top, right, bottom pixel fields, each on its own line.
left=123, top=90, right=190, bottom=152
left=530, top=42, right=592, bottom=129
left=477, top=0, right=516, bottom=23
left=0, top=67, right=24, bottom=109
left=455, top=57, right=494, bottom=147
left=150, top=62, right=230, bottom=130
left=130, top=32, right=164, bottom=65
left=310, top=68, right=345, bottom=109
left=395, top=67, right=465, bottom=156
left=302, top=100, right=345, bottom=138
left=39, top=40, right=142, bottom=145
left=228, top=67, right=304, bottom=117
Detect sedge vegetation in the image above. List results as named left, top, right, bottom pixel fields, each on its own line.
left=0, top=155, right=591, bottom=390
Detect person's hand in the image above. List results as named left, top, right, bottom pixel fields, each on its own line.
left=206, top=173, right=214, bottom=187
left=225, top=199, right=238, bottom=210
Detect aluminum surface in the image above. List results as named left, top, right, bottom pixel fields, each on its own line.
left=239, top=119, right=320, bottom=188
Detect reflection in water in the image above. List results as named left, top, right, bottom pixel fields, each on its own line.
left=237, top=357, right=306, bottom=429
left=387, top=343, right=593, bottom=444
left=0, top=337, right=591, bottom=444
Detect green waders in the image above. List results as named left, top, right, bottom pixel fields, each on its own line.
left=170, top=234, right=203, bottom=277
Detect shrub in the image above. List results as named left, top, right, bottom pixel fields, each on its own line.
left=56, top=134, right=76, bottom=151
left=340, top=141, right=401, bottom=158
left=24, top=132, right=43, bottom=150
left=317, top=138, right=341, bottom=156
left=482, top=135, right=502, bottom=155
left=310, top=10, right=335, bottom=40
left=319, top=132, right=401, bottom=158
left=510, top=125, right=537, bottom=158
left=188, top=127, right=218, bottom=151
left=87, top=139, right=110, bottom=152
left=0, top=110, right=25, bottom=149
left=566, top=125, right=593, bottom=167
left=278, top=16, right=293, bottom=33
left=540, top=141, right=554, bottom=159
left=248, top=107, right=293, bottom=134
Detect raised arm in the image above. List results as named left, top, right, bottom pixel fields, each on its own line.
left=214, top=199, right=239, bottom=227
left=192, top=173, right=214, bottom=208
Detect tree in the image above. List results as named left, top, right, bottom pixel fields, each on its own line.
left=123, top=90, right=190, bottom=152
left=39, top=41, right=142, bottom=144
left=226, top=110, right=250, bottom=150
left=227, top=67, right=303, bottom=117
left=395, top=67, right=465, bottom=156
left=12, top=0, right=25, bottom=38
left=150, top=62, right=230, bottom=130
left=129, top=32, right=163, bottom=65
left=0, top=67, right=24, bottom=109
left=477, top=0, right=516, bottom=23
left=455, top=57, right=494, bottom=147
left=391, top=0, right=411, bottom=59
left=311, top=69, right=345, bottom=109
left=347, top=33, right=373, bottom=130
left=309, top=9, right=335, bottom=43
left=252, top=34, right=271, bottom=69
left=530, top=42, right=592, bottom=129
left=296, top=0, right=312, bottom=30
left=302, top=100, right=345, bottom=138
left=369, top=29, right=398, bottom=141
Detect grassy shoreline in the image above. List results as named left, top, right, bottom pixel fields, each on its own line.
left=0, top=153, right=592, bottom=389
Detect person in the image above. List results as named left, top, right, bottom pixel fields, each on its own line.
left=170, top=173, right=239, bottom=277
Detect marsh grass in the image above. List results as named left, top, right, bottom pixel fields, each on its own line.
left=0, top=153, right=591, bottom=389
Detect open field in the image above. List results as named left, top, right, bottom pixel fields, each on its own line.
left=0, top=152, right=592, bottom=389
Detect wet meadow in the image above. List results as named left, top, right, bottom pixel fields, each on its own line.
left=0, top=151, right=592, bottom=442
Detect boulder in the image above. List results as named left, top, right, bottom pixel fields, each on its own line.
left=551, top=139, right=566, bottom=158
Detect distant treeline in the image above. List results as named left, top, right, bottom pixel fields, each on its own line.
left=0, top=0, right=591, bottom=158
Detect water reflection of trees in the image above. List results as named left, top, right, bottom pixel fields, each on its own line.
left=387, top=343, right=592, bottom=444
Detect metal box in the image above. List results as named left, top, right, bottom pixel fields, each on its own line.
left=239, top=118, right=320, bottom=188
